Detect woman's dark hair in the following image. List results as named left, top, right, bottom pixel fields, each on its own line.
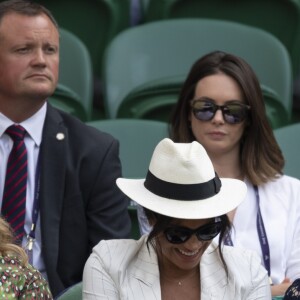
left=144, top=207, right=231, bottom=276
left=170, top=51, right=284, bottom=185
left=0, top=0, right=58, bottom=28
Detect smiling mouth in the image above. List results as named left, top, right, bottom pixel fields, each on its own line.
left=178, top=249, right=200, bottom=256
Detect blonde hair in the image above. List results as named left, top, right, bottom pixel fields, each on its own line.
left=0, top=217, right=28, bottom=265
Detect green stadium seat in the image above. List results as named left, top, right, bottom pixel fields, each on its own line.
left=48, top=83, right=87, bottom=121
left=56, top=282, right=82, bottom=300
left=117, top=75, right=288, bottom=129
left=36, top=0, right=131, bottom=94
left=145, top=0, right=300, bottom=78
left=274, top=122, right=300, bottom=179
left=103, top=19, right=292, bottom=122
left=59, top=28, right=93, bottom=120
left=86, top=119, right=169, bottom=178
left=128, top=205, right=141, bottom=239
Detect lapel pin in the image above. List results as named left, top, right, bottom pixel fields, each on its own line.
left=56, top=133, right=65, bottom=140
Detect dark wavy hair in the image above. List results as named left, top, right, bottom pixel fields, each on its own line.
left=144, top=207, right=231, bottom=276
left=170, top=51, right=284, bottom=185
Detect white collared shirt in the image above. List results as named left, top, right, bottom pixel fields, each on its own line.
left=232, top=176, right=300, bottom=285
left=0, top=103, right=47, bottom=279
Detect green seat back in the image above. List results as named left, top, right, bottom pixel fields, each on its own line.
left=145, top=0, right=300, bottom=77
left=117, top=75, right=289, bottom=129
left=128, top=205, right=141, bottom=239
left=59, top=28, right=93, bottom=120
left=86, top=119, right=169, bottom=179
left=48, top=83, right=88, bottom=121
left=273, top=122, right=300, bottom=179
left=56, top=282, right=82, bottom=300
left=103, top=19, right=292, bottom=120
left=36, top=0, right=131, bottom=80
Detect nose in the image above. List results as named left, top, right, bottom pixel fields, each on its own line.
left=183, top=234, right=204, bottom=250
left=212, top=107, right=225, bottom=124
left=32, top=49, right=46, bottom=66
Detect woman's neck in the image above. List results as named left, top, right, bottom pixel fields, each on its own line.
left=159, top=261, right=201, bottom=300
left=208, top=150, right=243, bottom=222
left=160, top=264, right=199, bottom=283
left=208, top=151, right=243, bottom=180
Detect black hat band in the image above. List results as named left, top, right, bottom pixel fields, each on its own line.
left=144, top=170, right=222, bottom=200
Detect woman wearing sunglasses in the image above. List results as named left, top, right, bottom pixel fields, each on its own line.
left=167, top=51, right=300, bottom=297
left=83, top=138, right=271, bottom=299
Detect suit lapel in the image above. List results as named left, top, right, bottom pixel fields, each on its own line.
left=127, top=240, right=233, bottom=300
left=129, top=240, right=162, bottom=299
left=39, top=104, right=67, bottom=272
left=200, top=243, right=230, bottom=299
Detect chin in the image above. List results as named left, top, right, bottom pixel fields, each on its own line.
left=26, top=87, right=56, bottom=100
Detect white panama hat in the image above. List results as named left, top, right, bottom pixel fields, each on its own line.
left=117, top=138, right=247, bottom=219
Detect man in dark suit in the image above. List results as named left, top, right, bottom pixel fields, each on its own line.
left=0, top=0, right=131, bottom=297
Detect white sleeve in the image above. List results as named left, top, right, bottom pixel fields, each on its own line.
left=286, top=181, right=300, bottom=281
left=82, top=244, right=119, bottom=300
left=246, top=251, right=272, bottom=300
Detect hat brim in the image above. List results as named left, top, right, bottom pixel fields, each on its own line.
left=117, top=178, right=246, bottom=219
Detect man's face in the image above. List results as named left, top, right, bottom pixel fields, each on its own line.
left=0, top=12, right=59, bottom=103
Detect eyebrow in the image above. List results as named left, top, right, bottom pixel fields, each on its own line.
left=195, top=96, right=244, bottom=104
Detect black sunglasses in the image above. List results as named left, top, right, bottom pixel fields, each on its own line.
left=191, top=99, right=250, bottom=124
left=164, top=221, right=222, bottom=244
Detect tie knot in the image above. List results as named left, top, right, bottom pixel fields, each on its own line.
left=6, top=125, right=26, bottom=141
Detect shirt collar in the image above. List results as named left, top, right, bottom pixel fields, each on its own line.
left=0, top=103, right=47, bottom=146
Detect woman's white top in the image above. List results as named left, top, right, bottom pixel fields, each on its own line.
left=83, top=236, right=271, bottom=299
left=232, top=175, right=300, bottom=284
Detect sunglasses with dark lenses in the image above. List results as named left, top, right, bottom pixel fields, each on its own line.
left=191, top=99, right=250, bottom=124
left=164, top=221, right=222, bottom=244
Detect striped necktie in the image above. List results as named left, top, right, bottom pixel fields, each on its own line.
left=1, top=125, right=27, bottom=242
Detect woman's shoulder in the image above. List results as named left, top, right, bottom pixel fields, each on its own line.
left=222, top=246, right=268, bottom=278
left=0, top=255, right=28, bottom=275
left=265, top=174, right=300, bottom=188
left=205, top=242, right=262, bottom=267
left=93, top=235, right=145, bottom=250
left=86, top=236, right=152, bottom=282
left=0, top=255, right=52, bottom=299
left=92, top=236, right=149, bottom=263
left=276, top=174, right=299, bottom=183
left=222, top=244, right=261, bottom=263
left=256, top=174, right=300, bottom=199
left=202, top=244, right=269, bottom=296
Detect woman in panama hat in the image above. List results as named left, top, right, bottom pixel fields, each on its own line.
left=83, top=138, right=271, bottom=299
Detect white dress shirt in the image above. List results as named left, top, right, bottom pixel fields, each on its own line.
left=0, top=103, right=47, bottom=278
left=232, top=176, right=300, bottom=284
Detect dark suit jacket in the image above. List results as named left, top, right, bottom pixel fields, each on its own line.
left=39, top=104, right=131, bottom=296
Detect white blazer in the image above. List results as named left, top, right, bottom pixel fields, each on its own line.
left=83, top=236, right=271, bottom=299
